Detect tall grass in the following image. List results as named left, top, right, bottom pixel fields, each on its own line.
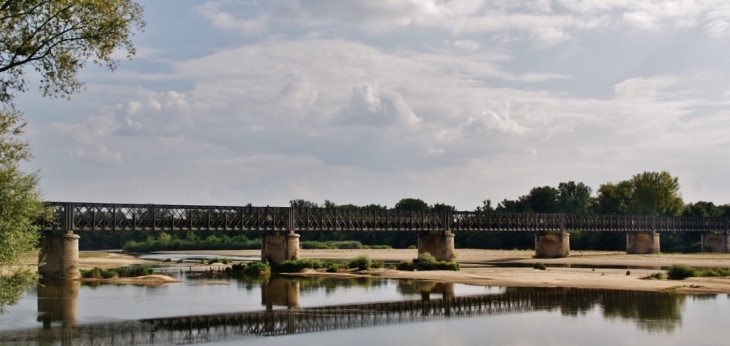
left=123, top=234, right=260, bottom=253
left=397, top=253, right=459, bottom=271
left=79, top=266, right=154, bottom=279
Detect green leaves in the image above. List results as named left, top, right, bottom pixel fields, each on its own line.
left=0, top=0, right=145, bottom=104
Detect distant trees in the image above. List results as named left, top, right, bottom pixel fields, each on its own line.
left=394, top=198, right=429, bottom=211
left=594, top=171, right=683, bottom=216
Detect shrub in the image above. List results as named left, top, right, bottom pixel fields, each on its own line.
left=407, top=245, right=417, bottom=249
left=641, top=272, right=665, bottom=280
left=533, top=262, right=546, bottom=270
left=667, top=265, right=696, bottom=280
left=409, top=253, right=459, bottom=271
left=371, top=260, right=385, bottom=269
left=175, top=259, right=184, bottom=264
left=164, top=258, right=172, bottom=263
left=81, top=268, right=102, bottom=279
left=387, top=264, right=396, bottom=270
left=101, top=269, right=118, bottom=279
left=348, top=255, right=372, bottom=270
left=80, top=266, right=154, bottom=279
left=413, top=253, right=437, bottom=270
left=397, top=261, right=414, bottom=271
left=326, top=264, right=339, bottom=273
left=626, top=270, right=631, bottom=276
left=696, top=268, right=730, bottom=277
left=244, top=262, right=270, bottom=275
left=231, top=263, right=246, bottom=273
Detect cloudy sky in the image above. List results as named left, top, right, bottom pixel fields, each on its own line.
left=15, top=0, right=730, bottom=209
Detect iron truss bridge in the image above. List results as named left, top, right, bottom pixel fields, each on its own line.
left=40, top=202, right=730, bottom=232
left=0, top=288, right=674, bottom=346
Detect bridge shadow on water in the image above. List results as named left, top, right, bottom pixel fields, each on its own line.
left=0, top=277, right=709, bottom=346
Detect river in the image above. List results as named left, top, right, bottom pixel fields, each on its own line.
left=0, top=274, right=728, bottom=345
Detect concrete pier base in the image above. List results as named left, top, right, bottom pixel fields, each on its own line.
left=417, top=231, right=455, bottom=262
left=701, top=233, right=730, bottom=253
left=38, top=231, right=80, bottom=280
left=626, top=232, right=660, bottom=254
left=534, top=232, right=570, bottom=258
left=261, top=232, right=300, bottom=263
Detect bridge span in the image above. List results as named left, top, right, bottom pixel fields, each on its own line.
left=38, top=202, right=730, bottom=280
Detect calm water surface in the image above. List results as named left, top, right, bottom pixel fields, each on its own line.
left=0, top=274, right=727, bottom=345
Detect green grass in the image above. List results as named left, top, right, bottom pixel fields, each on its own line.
left=299, top=241, right=391, bottom=250
left=641, top=272, right=665, bottom=280
left=396, top=253, right=459, bottom=271
left=533, top=262, right=546, bottom=270
left=347, top=255, right=372, bottom=270
left=207, top=257, right=232, bottom=265
left=79, top=266, right=154, bottom=279
left=666, top=264, right=730, bottom=280
left=242, top=262, right=270, bottom=275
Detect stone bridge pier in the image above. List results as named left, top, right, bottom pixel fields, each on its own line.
left=534, top=232, right=570, bottom=258
left=417, top=231, right=455, bottom=262
left=38, top=231, right=80, bottom=280
left=626, top=232, right=660, bottom=254
left=701, top=233, right=730, bottom=253
left=261, top=231, right=300, bottom=263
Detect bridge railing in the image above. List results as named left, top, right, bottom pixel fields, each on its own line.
left=40, top=202, right=730, bottom=232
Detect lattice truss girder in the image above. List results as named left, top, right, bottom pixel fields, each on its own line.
left=41, top=202, right=730, bottom=232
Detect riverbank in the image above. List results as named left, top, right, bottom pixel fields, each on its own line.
left=154, top=249, right=730, bottom=294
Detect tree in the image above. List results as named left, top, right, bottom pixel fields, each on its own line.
left=290, top=199, right=320, bottom=208
left=523, top=186, right=559, bottom=213
left=683, top=201, right=720, bottom=218
left=0, top=0, right=145, bottom=104
left=0, top=0, right=144, bottom=310
left=393, top=198, right=429, bottom=211
left=0, top=107, right=44, bottom=311
left=629, top=171, right=683, bottom=216
left=556, top=181, right=592, bottom=214
left=592, top=180, right=633, bottom=215
left=430, top=203, right=455, bottom=212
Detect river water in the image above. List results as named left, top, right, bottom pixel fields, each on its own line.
left=0, top=274, right=728, bottom=345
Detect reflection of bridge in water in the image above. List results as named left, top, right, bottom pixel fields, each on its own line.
left=0, top=282, right=688, bottom=346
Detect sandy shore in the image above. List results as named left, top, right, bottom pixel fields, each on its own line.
left=155, top=249, right=730, bottom=294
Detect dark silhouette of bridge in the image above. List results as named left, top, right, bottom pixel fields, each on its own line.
left=41, top=202, right=729, bottom=232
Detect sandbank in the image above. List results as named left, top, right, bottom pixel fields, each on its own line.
left=157, top=249, right=730, bottom=294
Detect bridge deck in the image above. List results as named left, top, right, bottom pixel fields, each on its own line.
left=40, top=202, right=729, bottom=232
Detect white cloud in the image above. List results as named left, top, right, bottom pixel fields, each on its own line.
left=334, top=83, right=421, bottom=129
left=20, top=1, right=730, bottom=208
left=280, top=71, right=319, bottom=110
left=195, top=2, right=269, bottom=36
left=114, top=89, right=194, bottom=135
left=613, top=75, right=679, bottom=99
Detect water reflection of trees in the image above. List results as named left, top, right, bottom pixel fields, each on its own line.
left=505, top=287, right=698, bottom=333
left=0, top=271, right=36, bottom=314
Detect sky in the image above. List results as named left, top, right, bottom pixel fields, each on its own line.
left=13, top=0, right=730, bottom=209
